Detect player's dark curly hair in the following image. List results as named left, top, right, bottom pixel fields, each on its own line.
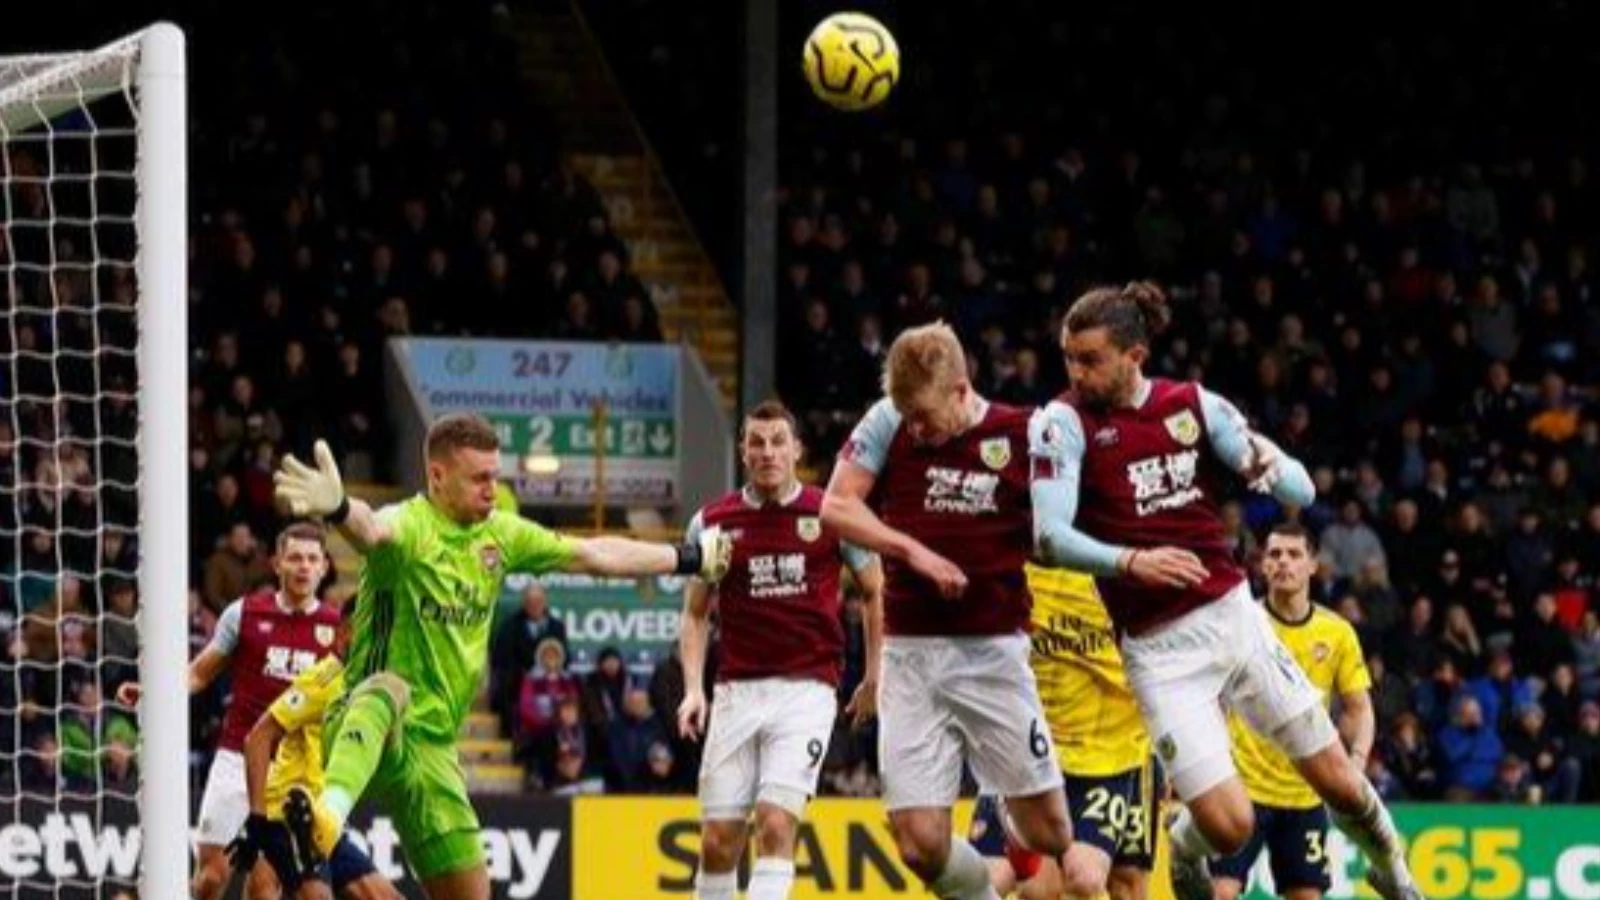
left=1064, top=280, right=1172, bottom=349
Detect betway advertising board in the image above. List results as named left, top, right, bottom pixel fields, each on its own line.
left=399, top=338, right=680, bottom=505
left=8, top=798, right=1599, bottom=899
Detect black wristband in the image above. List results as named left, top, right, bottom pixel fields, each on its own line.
left=674, top=541, right=703, bottom=575
left=325, top=495, right=351, bottom=526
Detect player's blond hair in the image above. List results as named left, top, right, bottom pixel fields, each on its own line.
left=882, top=322, right=967, bottom=406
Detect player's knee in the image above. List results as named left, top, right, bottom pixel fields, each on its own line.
left=1059, top=850, right=1110, bottom=900
left=890, top=818, right=950, bottom=881
left=700, top=820, right=748, bottom=871
left=752, top=803, right=800, bottom=857
left=1209, top=818, right=1254, bottom=857
left=1106, top=867, right=1147, bottom=900
left=353, top=671, right=412, bottom=716
left=244, top=862, right=281, bottom=900
left=1211, top=877, right=1244, bottom=900
left=190, top=860, right=228, bottom=900
left=1012, top=805, right=1072, bottom=857
left=342, top=875, right=403, bottom=900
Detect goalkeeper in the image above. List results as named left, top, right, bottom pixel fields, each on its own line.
left=273, top=414, right=732, bottom=900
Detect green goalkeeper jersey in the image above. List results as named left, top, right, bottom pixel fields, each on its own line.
left=347, top=495, right=576, bottom=743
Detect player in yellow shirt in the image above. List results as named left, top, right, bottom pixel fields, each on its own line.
left=970, top=563, right=1161, bottom=900
left=1212, top=524, right=1375, bottom=900
left=234, top=602, right=401, bottom=900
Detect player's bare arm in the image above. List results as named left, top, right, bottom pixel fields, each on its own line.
left=564, top=532, right=731, bottom=580
left=116, top=620, right=234, bottom=705
left=1029, top=405, right=1208, bottom=589
left=822, top=459, right=968, bottom=598
left=1338, top=688, right=1376, bottom=771
left=844, top=558, right=885, bottom=726
left=243, top=715, right=288, bottom=816
left=676, top=577, right=713, bottom=740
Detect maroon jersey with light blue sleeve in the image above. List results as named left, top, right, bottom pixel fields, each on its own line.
left=839, top=398, right=1034, bottom=637
left=1031, top=380, right=1248, bottom=636
left=213, top=589, right=342, bottom=751
left=688, top=484, right=873, bottom=686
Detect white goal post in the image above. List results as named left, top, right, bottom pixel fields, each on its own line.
left=0, top=24, right=186, bottom=899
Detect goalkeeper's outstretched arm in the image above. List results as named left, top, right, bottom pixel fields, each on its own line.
left=564, top=530, right=733, bottom=581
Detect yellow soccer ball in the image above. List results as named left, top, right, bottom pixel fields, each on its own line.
left=802, top=12, right=899, bottom=111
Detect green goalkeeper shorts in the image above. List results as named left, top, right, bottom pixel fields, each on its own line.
left=327, top=705, right=483, bottom=880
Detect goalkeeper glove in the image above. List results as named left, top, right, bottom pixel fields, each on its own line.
left=675, top=525, right=734, bottom=581
left=274, top=440, right=350, bottom=523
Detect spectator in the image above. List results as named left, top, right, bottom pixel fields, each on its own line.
left=491, top=583, right=568, bottom=735
left=582, top=646, right=634, bottom=772
left=100, top=579, right=140, bottom=687
left=1388, top=596, right=1442, bottom=681
left=1521, top=593, right=1577, bottom=674
left=1504, top=512, right=1555, bottom=602
left=1488, top=754, right=1540, bottom=804
left=547, top=740, right=605, bottom=796
left=1438, top=604, right=1485, bottom=677
left=1412, top=657, right=1463, bottom=734
left=1569, top=703, right=1600, bottom=800
left=1544, top=664, right=1585, bottom=738
left=516, top=639, right=581, bottom=773
left=201, top=523, right=271, bottom=613
left=1468, top=648, right=1536, bottom=734
left=1381, top=500, right=1439, bottom=602
left=1438, top=694, right=1505, bottom=800
left=1379, top=711, right=1439, bottom=800
left=1505, top=703, right=1582, bottom=803
left=1366, top=653, right=1413, bottom=732
left=605, top=688, right=666, bottom=792
left=1319, top=500, right=1386, bottom=582
left=638, top=741, right=682, bottom=795
left=1574, top=610, right=1600, bottom=697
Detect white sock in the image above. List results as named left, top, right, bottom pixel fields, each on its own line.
left=929, top=838, right=1001, bottom=900
left=748, top=857, right=797, bottom=900
left=322, top=786, right=354, bottom=829
left=694, top=869, right=737, bottom=900
left=1330, top=779, right=1406, bottom=872
left=1169, top=805, right=1218, bottom=859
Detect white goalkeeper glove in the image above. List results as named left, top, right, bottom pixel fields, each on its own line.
left=677, top=525, right=734, bottom=582
left=1244, top=433, right=1284, bottom=494
left=274, top=440, right=350, bottom=522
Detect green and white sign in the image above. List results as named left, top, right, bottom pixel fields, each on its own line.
left=499, top=572, right=686, bottom=675
left=1231, top=806, right=1600, bottom=900
left=401, top=338, right=680, bottom=504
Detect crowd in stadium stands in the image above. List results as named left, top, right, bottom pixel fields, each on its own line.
left=8, top=0, right=1600, bottom=808
left=0, top=0, right=669, bottom=797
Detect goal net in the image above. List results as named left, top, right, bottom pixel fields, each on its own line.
left=0, top=25, right=186, bottom=900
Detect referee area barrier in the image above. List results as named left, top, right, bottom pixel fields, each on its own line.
left=6, top=794, right=1595, bottom=898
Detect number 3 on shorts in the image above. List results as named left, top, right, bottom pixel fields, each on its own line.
left=1029, top=719, right=1049, bottom=759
